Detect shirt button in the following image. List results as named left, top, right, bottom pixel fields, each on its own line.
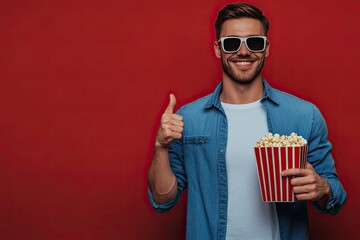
left=220, top=149, right=224, bottom=153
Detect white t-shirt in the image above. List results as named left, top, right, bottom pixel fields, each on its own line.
left=222, top=100, right=280, bottom=240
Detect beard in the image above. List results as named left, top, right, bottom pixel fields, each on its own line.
left=221, top=55, right=265, bottom=85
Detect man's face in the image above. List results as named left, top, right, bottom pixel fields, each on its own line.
left=214, top=18, right=270, bottom=85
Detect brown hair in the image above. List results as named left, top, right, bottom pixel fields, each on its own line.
left=214, top=3, right=270, bottom=40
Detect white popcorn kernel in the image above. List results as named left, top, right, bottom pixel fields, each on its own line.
left=256, top=132, right=308, bottom=147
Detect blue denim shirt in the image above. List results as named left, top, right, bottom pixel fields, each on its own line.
left=148, top=80, right=346, bottom=240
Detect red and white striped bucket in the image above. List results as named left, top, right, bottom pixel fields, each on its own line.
left=254, top=145, right=308, bottom=202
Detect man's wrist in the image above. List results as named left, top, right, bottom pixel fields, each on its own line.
left=323, top=178, right=333, bottom=199
left=154, top=141, right=169, bottom=149
left=316, top=178, right=333, bottom=209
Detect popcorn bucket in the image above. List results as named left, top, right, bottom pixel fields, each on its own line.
left=254, top=145, right=308, bottom=202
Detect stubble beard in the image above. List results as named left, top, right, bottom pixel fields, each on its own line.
left=221, top=56, right=265, bottom=85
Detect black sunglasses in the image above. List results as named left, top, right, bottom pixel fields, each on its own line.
left=218, top=36, right=267, bottom=53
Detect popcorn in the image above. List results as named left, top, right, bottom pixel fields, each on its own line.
left=255, top=132, right=307, bottom=147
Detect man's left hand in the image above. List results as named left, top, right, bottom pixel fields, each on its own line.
left=282, top=162, right=332, bottom=205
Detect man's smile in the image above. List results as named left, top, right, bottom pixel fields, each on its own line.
left=229, top=58, right=257, bottom=69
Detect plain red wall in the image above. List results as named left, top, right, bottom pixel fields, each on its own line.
left=0, top=0, right=359, bottom=239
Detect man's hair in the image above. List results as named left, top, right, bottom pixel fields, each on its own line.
left=214, top=3, right=270, bottom=40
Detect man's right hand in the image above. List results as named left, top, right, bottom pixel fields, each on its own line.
left=155, top=94, right=184, bottom=148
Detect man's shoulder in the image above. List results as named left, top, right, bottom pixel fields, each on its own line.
left=262, top=80, right=325, bottom=123
left=271, top=87, right=316, bottom=110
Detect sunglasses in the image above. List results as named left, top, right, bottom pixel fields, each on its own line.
left=218, top=36, right=267, bottom=53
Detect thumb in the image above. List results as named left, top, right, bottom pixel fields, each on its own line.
left=165, top=94, right=177, bottom=113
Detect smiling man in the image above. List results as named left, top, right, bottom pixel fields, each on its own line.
left=147, top=3, right=346, bottom=240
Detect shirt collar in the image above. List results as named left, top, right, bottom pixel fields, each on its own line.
left=204, top=82, right=223, bottom=110
left=205, top=79, right=279, bottom=110
left=262, top=79, right=279, bottom=104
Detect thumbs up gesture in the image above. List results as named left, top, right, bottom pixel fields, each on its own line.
left=155, top=94, right=184, bottom=148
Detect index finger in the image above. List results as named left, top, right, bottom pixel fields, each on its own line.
left=282, top=168, right=306, bottom=177
left=171, top=114, right=183, bottom=121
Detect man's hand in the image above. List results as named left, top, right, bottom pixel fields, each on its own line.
left=282, top=162, right=332, bottom=207
left=155, top=94, right=184, bottom=148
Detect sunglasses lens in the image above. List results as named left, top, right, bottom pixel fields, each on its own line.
left=246, top=37, right=265, bottom=51
left=223, top=38, right=241, bottom=52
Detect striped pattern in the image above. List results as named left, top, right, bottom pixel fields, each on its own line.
left=254, top=146, right=308, bottom=202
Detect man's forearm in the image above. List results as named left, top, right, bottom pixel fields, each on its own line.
left=148, top=146, right=178, bottom=204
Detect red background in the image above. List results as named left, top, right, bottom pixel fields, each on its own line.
left=0, top=0, right=359, bottom=239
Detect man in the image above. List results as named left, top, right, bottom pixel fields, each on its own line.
left=147, top=2, right=346, bottom=240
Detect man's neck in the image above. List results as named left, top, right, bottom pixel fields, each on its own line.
left=220, top=77, right=264, bottom=104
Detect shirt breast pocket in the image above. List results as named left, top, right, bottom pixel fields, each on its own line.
left=182, top=135, right=212, bottom=166
left=183, top=135, right=211, bottom=144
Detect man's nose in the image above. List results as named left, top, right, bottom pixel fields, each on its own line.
left=237, top=41, right=251, bottom=56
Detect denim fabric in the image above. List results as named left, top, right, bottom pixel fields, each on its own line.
left=148, top=79, right=346, bottom=240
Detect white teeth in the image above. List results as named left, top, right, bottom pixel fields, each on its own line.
left=235, top=61, right=251, bottom=65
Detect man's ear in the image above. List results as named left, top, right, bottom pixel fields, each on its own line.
left=214, top=41, right=221, bottom=59
left=265, top=41, right=270, bottom=57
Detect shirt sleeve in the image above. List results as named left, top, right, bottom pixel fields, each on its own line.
left=308, top=106, right=347, bottom=215
left=147, top=187, right=182, bottom=213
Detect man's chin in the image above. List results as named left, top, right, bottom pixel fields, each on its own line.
left=233, top=78, right=256, bottom=85
left=222, top=63, right=262, bottom=86
left=228, top=73, right=259, bottom=85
